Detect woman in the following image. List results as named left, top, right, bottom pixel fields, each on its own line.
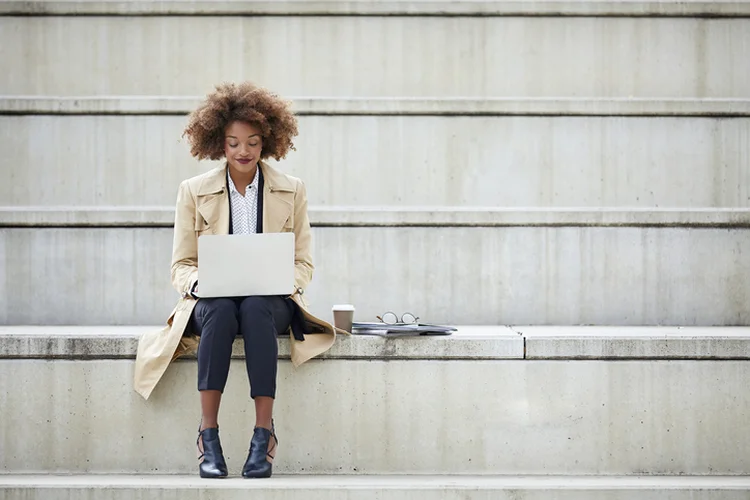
left=133, top=82, right=340, bottom=479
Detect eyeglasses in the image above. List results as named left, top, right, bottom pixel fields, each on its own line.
left=376, top=311, right=420, bottom=325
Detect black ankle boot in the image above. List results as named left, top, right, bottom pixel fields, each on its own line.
left=197, top=427, right=228, bottom=478
left=242, top=423, right=278, bottom=479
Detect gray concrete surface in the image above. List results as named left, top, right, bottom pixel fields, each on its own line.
left=2, top=226, right=750, bottom=326
left=521, top=326, right=750, bottom=359
left=3, top=475, right=750, bottom=500
left=2, top=17, right=748, bottom=97
left=2, top=358, right=750, bottom=474
left=2, top=0, right=748, bottom=489
left=3, top=115, right=750, bottom=208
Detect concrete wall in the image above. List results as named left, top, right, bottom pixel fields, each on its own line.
left=2, top=17, right=749, bottom=97
left=2, top=226, right=749, bottom=325
left=2, top=356, right=750, bottom=475
left=3, top=114, right=750, bottom=208
left=2, top=5, right=749, bottom=329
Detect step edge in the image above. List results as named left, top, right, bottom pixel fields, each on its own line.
left=2, top=326, right=750, bottom=360
left=3, top=207, right=750, bottom=228
left=2, top=96, right=750, bottom=117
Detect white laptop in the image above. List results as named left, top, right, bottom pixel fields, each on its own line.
left=197, top=233, right=295, bottom=298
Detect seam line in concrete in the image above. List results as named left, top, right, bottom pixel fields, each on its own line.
left=3, top=207, right=750, bottom=229
left=4, top=111, right=750, bottom=118
left=5, top=223, right=750, bottom=229
left=2, top=1, right=750, bottom=17
left=2, top=97, right=750, bottom=117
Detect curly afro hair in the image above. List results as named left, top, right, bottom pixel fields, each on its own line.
left=183, top=82, right=298, bottom=161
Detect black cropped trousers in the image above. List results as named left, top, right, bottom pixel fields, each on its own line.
left=191, top=296, right=294, bottom=399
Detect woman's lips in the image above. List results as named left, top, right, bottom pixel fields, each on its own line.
left=236, top=159, right=251, bottom=164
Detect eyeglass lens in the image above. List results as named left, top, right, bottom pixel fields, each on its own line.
left=381, top=312, right=398, bottom=324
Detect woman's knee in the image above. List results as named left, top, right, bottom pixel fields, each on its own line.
left=196, top=298, right=238, bottom=334
left=238, top=296, right=272, bottom=319
left=200, top=298, right=237, bottom=318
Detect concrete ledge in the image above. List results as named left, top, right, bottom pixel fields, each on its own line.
left=2, top=0, right=750, bottom=17
left=0, top=326, right=524, bottom=360
left=2, top=475, right=750, bottom=500
left=4, top=357, right=750, bottom=473
left=3, top=326, right=750, bottom=360
left=3, top=97, right=750, bottom=117
left=522, top=326, right=750, bottom=359
left=4, top=207, right=750, bottom=228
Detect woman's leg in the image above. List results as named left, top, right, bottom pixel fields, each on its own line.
left=237, top=296, right=293, bottom=427
left=254, top=397, right=274, bottom=431
left=191, top=297, right=238, bottom=478
left=200, top=392, right=222, bottom=431
left=192, top=297, right=240, bottom=428
left=238, top=296, right=292, bottom=478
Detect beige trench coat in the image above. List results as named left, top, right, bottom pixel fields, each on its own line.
left=133, top=162, right=340, bottom=400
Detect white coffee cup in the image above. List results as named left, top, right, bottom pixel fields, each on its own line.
left=332, top=304, right=355, bottom=333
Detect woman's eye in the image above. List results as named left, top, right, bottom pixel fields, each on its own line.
left=228, top=143, right=239, bottom=148
left=249, top=143, right=259, bottom=147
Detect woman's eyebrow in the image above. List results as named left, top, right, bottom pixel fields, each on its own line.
left=226, top=134, right=261, bottom=139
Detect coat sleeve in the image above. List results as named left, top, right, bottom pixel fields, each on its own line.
left=292, top=179, right=314, bottom=293
left=170, top=180, right=199, bottom=296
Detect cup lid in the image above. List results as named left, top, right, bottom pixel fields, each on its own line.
left=332, top=304, right=355, bottom=311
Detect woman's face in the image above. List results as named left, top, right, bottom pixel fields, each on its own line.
left=224, top=121, right=263, bottom=174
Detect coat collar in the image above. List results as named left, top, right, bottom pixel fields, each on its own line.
left=195, top=162, right=295, bottom=235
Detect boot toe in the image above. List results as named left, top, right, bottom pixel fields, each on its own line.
left=200, top=463, right=228, bottom=478
left=242, top=465, right=272, bottom=479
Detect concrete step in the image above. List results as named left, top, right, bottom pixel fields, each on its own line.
left=3, top=109, right=750, bottom=207
left=1, top=16, right=748, bottom=97
left=1, top=222, right=749, bottom=325
left=3, top=474, right=750, bottom=500
left=2, top=326, right=750, bottom=475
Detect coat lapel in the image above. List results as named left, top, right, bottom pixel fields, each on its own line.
left=196, top=163, right=295, bottom=235
left=196, top=167, right=230, bottom=236
left=260, top=162, right=295, bottom=233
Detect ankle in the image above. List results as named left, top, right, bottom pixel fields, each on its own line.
left=201, top=421, right=218, bottom=432
left=255, top=420, right=272, bottom=431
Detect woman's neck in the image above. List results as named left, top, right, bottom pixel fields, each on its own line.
left=228, top=163, right=258, bottom=194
